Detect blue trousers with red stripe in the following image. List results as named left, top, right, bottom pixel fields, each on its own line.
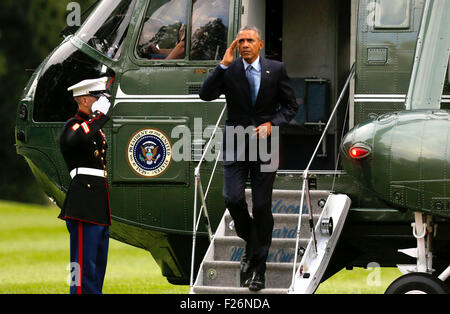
left=66, top=219, right=109, bottom=294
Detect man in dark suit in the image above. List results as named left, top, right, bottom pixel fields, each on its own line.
left=199, top=26, right=298, bottom=291
left=59, top=77, right=113, bottom=294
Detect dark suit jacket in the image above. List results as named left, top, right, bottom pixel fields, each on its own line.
left=59, top=110, right=111, bottom=226
left=199, top=57, right=298, bottom=166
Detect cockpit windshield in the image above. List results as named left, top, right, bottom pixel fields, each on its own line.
left=445, top=57, right=450, bottom=95
left=76, top=0, right=137, bottom=60
left=135, top=0, right=230, bottom=61
left=136, top=0, right=189, bottom=60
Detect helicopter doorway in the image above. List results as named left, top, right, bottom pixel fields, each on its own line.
left=241, top=0, right=352, bottom=171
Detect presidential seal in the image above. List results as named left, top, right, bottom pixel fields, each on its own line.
left=127, top=128, right=172, bottom=177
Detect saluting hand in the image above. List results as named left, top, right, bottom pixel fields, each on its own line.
left=220, top=38, right=239, bottom=67
left=92, top=96, right=111, bottom=115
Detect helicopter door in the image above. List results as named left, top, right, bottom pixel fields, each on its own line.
left=241, top=0, right=351, bottom=170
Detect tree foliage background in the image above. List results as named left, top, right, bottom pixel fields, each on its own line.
left=0, top=0, right=95, bottom=204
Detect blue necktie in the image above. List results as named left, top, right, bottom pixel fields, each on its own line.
left=246, top=66, right=257, bottom=105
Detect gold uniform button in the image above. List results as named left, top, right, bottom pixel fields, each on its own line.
left=94, top=150, right=99, bottom=158
left=102, top=149, right=105, bottom=154
left=87, top=184, right=91, bottom=188
left=104, top=171, right=108, bottom=177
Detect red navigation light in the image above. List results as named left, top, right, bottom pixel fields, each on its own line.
left=349, top=146, right=370, bottom=159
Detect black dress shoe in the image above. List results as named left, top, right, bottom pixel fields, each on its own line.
left=242, top=274, right=252, bottom=288
left=248, top=272, right=265, bottom=291
left=240, top=257, right=252, bottom=287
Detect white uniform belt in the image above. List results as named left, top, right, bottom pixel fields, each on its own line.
left=70, top=167, right=106, bottom=179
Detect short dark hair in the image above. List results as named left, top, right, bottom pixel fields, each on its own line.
left=239, top=26, right=262, bottom=40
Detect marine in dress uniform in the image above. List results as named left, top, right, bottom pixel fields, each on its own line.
left=59, top=77, right=113, bottom=294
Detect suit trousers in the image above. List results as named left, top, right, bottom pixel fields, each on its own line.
left=66, top=219, right=109, bottom=294
left=222, top=161, right=276, bottom=274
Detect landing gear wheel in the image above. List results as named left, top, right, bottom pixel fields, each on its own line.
left=385, top=273, right=449, bottom=294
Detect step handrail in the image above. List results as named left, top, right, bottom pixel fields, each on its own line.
left=190, top=102, right=227, bottom=293
left=289, top=64, right=355, bottom=291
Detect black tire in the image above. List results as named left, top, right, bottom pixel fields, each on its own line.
left=385, top=273, right=449, bottom=294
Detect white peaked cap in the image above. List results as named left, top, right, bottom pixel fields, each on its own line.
left=67, top=77, right=109, bottom=97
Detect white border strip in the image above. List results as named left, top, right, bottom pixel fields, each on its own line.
left=116, top=95, right=221, bottom=99
left=115, top=84, right=225, bottom=100
left=355, top=94, right=450, bottom=103
left=355, top=94, right=406, bottom=98
left=114, top=99, right=226, bottom=103
left=354, top=99, right=405, bottom=103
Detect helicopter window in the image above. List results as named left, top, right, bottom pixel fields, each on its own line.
left=444, top=57, right=449, bottom=95
left=136, top=0, right=189, bottom=60
left=77, top=0, right=137, bottom=60
left=190, top=0, right=230, bottom=61
left=447, top=56, right=450, bottom=85
left=374, top=0, right=411, bottom=29
left=33, top=41, right=114, bottom=122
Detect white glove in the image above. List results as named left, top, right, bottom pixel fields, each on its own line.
left=91, top=96, right=111, bottom=114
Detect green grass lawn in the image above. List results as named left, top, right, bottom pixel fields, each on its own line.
left=0, top=200, right=402, bottom=294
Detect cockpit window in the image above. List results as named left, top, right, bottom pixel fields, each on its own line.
left=445, top=57, right=450, bottom=94
left=136, top=0, right=189, bottom=60
left=77, top=0, right=137, bottom=60
left=190, top=0, right=230, bottom=60
left=33, top=41, right=114, bottom=122
left=374, top=0, right=411, bottom=29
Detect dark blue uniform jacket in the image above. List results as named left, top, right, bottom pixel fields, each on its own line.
left=59, top=110, right=111, bottom=226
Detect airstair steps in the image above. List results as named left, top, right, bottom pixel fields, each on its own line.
left=200, top=261, right=294, bottom=288
left=213, top=236, right=308, bottom=263
left=191, top=190, right=351, bottom=294
left=192, top=286, right=289, bottom=294
left=248, top=189, right=329, bottom=216
left=224, top=213, right=320, bottom=238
